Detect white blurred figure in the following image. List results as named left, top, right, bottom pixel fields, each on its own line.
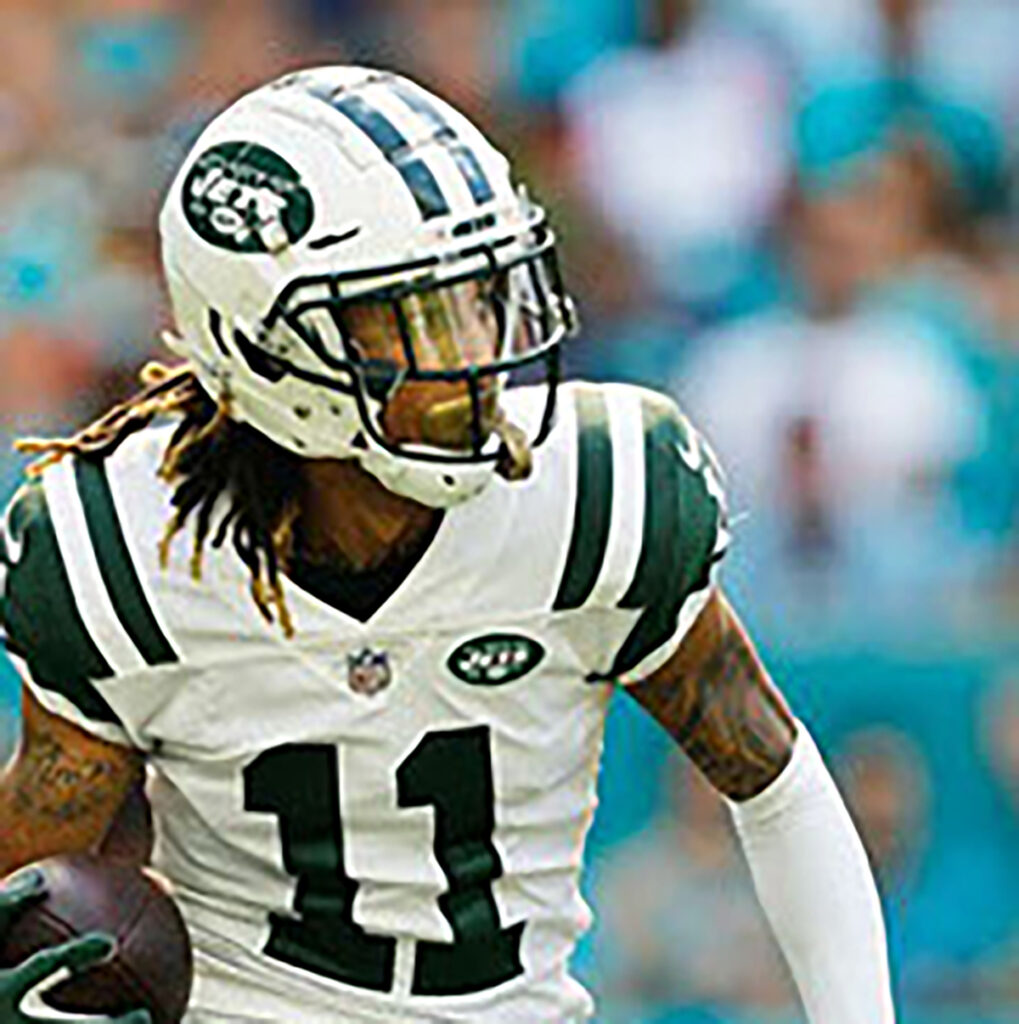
left=742, top=0, right=1019, bottom=130
left=681, top=309, right=982, bottom=530
left=563, top=0, right=792, bottom=310
left=916, top=0, right=1019, bottom=126
left=673, top=126, right=988, bottom=624
left=735, top=0, right=887, bottom=79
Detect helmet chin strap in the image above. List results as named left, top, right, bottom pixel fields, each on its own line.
left=418, top=392, right=533, bottom=482
left=492, top=408, right=533, bottom=481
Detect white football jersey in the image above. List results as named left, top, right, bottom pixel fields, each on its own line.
left=1, top=382, right=727, bottom=1023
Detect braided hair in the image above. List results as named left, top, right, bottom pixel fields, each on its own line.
left=17, top=363, right=302, bottom=636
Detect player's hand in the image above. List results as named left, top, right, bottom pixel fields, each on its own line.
left=0, top=869, right=47, bottom=936
left=0, top=871, right=151, bottom=1023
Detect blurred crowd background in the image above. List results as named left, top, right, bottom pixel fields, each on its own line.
left=1, top=0, right=1018, bottom=1021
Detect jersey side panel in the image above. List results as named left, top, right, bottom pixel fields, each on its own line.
left=454, top=385, right=613, bottom=1016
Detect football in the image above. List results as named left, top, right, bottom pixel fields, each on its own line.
left=0, top=854, right=193, bottom=1024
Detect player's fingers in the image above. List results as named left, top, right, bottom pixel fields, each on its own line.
left=62, top=933, right=118, bottom=973
left=0, top=868, right=46, bottom=899
left=140, top=867, right=173, bottom=897
left=0, top=868, right=47, bottom=917
left=15, top=934, right=116, bottom=989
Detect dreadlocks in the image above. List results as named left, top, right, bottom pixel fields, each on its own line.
left=16, top=362, right=303, bottom=637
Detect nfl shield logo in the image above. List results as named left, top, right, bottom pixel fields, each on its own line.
left=347, top=648, right=393, bottom=697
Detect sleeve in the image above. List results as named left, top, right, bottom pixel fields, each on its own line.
left=611, top=388, right=729, bottom=684
left=0, top=456, right=181, bottom=750
left=551, top=384, right=729, bottom=685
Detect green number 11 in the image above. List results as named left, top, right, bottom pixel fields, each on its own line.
left=243, top=725, right=525, bottom=996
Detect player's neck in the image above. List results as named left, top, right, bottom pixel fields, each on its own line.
left=295, top=458, right=439, bottom=572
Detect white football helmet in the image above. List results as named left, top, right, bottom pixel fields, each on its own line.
left=159, top=65, right=576, bottom=508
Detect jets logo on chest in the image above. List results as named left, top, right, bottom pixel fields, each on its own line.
left=447, top=634, right=545, bottom=687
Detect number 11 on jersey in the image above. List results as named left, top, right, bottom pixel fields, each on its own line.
left=243, top=725, right=525, bottom=997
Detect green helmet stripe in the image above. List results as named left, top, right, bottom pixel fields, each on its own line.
left=74, top=458, right=177, bottom=667
left=553, top=388, right=614, bottom=612
left=1, top=482, right=123, bottom=725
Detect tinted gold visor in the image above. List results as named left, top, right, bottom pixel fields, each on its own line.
left=331, top=267, right=559, bottom=453
left=340, top=276, right=506, bottom=375
left=272, top=238, right=571, bottom=463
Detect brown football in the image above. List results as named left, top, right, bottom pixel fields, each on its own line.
left=0, top=854, right=193, bottom=1024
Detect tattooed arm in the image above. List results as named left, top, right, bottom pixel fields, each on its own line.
left=626, top=589, right=795, bottom=799
left=0, top=687, right=144, bottom=877
left=627, top=590, right=895, bottom=1024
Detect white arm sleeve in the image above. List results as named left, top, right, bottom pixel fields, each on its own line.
left=727, top=722, right=896, bottom=1024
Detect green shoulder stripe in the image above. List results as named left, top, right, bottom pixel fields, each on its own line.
left=74, top=458, right=177, bottom=666
left=0, top=481, right=124, bottom=726
left=619, top=392, right=685, bottom=611
left=611, top=394, right=721, bottom=678
left=553, top=387, right=614, bottom=612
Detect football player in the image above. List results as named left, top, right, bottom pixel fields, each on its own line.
left=0, top=67, right=895, bottom=1023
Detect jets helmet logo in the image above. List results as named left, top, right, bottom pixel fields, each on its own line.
left=447, top=634, right=545, bottom=687
left=182, top=141, right=314, bottom=253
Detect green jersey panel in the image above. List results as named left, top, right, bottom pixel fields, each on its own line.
left=549, top=383, right=728, bottom=684
left=1, top=479, right=120, bottom=726
left=1, top=454, right=180, bottom=745
left=612, top=389, right=727, bottom=678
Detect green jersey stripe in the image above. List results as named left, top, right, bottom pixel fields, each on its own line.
left=610, top=396, right=720, bottom=679
left=553, top=388, right=614, bottom=612
left=1, top=482, right=124, bottom=725
left=46, top=457, right=146, bottom=675
left=19, top=658, right=123, bottom=728
left=619, top=395, right=684, bottom=610
left=608, top=506, right=715, bottom=679
left=74, top=458, right=177, bottom=667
